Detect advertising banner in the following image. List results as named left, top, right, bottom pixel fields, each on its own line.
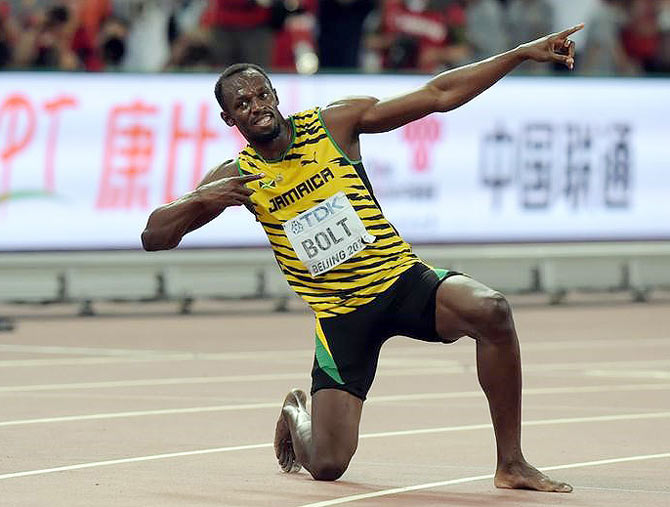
left=0, top=73, right=668, bottom=250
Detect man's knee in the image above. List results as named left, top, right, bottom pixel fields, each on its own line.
left=475, top=291, right=513, bottom=334
left=310, top=458, right=350, bottom=481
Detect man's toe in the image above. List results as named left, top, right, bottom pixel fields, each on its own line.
left=554, top=482, right=573, bottom=493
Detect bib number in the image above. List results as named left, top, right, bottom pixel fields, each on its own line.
left=283, top=191, right=375, bottom=277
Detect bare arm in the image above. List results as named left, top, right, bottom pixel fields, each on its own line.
left=323, top=24, right=583, bottom=158
left=141, top=160, right=263, bottom=251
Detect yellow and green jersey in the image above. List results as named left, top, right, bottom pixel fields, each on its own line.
left=237, top=107, right=419, bottom=318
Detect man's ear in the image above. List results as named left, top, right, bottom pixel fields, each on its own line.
left=273, top=88, right=279, bottom=105
left=221, top=111, right=235, bottom=127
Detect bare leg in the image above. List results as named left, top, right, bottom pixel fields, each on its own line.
left=274, top=388, right=362, bottom=481
left=435, top=276, right=572, bottom=493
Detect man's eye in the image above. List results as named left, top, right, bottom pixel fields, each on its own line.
left=260, top=92, right=268, bottom=99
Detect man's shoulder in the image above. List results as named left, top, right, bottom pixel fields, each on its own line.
left=291, top=106, right=321, bottom=124
left=319, top=97, right=378, bottom=134
left=292, top=99, right=377, bottom=125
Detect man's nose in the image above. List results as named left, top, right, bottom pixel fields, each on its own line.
left=250, top=97, right=263, bottom=113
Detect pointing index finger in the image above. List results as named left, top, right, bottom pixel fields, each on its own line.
left=234, top=173, right=265, bottom=183
left=558, top=23, right=585, bottom=39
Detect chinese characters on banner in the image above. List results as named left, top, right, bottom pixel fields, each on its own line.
left=98, top=100, right=158, bottom=209
left=480, top=122, right=632, bottom=210
left=1, top=74, right=668, bottom=250
left=0, top=93, right=77, bottom=201
left=369, top=116, right=442, bottom=202
left=0, top=92, right=229, bottom=211
left=97, top=101, right=223, bottom=209
left=402, top=116, right=442, bottom=172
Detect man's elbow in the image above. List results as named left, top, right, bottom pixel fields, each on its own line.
left=432, top=88, right=459, bottom=113
left=141, top=229, right=177, bottom=251
left=140, top=229, right=160, bottom=251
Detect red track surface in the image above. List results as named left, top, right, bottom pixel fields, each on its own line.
left=1, top=300, right=669, bottom=506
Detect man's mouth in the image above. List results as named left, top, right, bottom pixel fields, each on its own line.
left=253, top=113, right=274, bottom=127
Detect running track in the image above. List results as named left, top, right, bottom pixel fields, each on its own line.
left=1, top=299, right=669, bottom=506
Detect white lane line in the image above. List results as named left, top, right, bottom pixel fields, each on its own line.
left=15, top=354, right=667, bottom=372
left=586, top=369, right=670, bottom=380
left=0, top=373, right=306, bottom=392
left=375, top=360, right=670, bottom=378
left=389, top=337, right=670, bottom=355
left=0, top=344, right=176, bottom=357
left=523, top=359, right=670, bottom=372
left=2, top=384, right=670, bottom=427
left=0, top=402, right=280, bottom=427
left=580, top=486, right=670, bottom=495
left=360, top=411, right=670, bottom=440
left=298, top=453, right=670, bottom=507
left=506, top=337, right=670, bottom=352
left=2, top=392, right=244, bottom=402
left=0, top=344, right=312, bottom=363
left=1, top=411, right=668, bottom=481
left=1, top=337, right=669, bottom=368
left=369, top=383, right=670, bottom=403
left=0, top=443, right=273, bottom=480
left=0, top=354, right=309, bottom=368
left=0, top=356, right=207, bottom=368
left=4, top=382, right=669, bottom=403
left=3, top=355, right=670, bottom=392
left=4, top=336, right=666, bottom=357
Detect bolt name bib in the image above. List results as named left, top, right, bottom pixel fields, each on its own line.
left=283, top=191, right=376, bottom=277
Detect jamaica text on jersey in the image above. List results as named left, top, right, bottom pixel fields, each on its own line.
left=237, top=107, right=419, bottom=318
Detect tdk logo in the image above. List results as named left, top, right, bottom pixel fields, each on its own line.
left=296, top=194, right=344, bottom=229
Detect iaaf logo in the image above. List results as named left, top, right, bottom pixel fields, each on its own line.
left=402, top=116, right=442, bottom=172
left=288, top=193, right=345, bottom=234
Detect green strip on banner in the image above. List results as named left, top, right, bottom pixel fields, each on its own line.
left=0, top=190, right=57, bottom=203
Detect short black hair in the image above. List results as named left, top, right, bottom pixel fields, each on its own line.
left=214, top=63, right=273, bottom=111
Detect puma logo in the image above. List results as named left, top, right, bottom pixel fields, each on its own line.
left=300, top=151, right=318, bottom=166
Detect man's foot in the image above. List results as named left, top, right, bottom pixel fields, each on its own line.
left=274, top=389, right=306, bottom=473
left=494, top=460, right=573, bottom=493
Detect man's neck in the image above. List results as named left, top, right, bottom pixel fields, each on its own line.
left=250, top=117, right=293, bottom=161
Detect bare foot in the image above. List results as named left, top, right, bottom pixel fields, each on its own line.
left=274, top=389, right=307, bottom=473
left=495, top=460, right=573, bottom=493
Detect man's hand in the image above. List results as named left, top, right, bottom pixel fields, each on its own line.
left=519, top=23, right=584, bottom=70
left=196, top=173, right=264, bottom=212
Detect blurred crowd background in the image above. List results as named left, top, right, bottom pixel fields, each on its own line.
left=0, top=0, right=668, bottom=75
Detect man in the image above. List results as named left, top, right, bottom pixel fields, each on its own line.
left=142, top=24, right=583, bottom=492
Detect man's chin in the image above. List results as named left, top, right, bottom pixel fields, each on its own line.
left=250, top=123, right=281, bottom=143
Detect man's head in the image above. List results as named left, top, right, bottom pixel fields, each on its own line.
left=215, top=63, right=283, bottom=144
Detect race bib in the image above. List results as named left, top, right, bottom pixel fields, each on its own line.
left=283, top=191, right=376, bottom=277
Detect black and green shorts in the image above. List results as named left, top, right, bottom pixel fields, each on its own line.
left=311, top=262, right=462, bottom=401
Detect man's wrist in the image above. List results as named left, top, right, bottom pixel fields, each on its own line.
left=510, top=45, right=531, bottom=64
left=191, top=186, right=212, bottom=211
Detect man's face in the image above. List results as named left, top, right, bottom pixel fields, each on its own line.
left=221, top=70, right=282, bottom=143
